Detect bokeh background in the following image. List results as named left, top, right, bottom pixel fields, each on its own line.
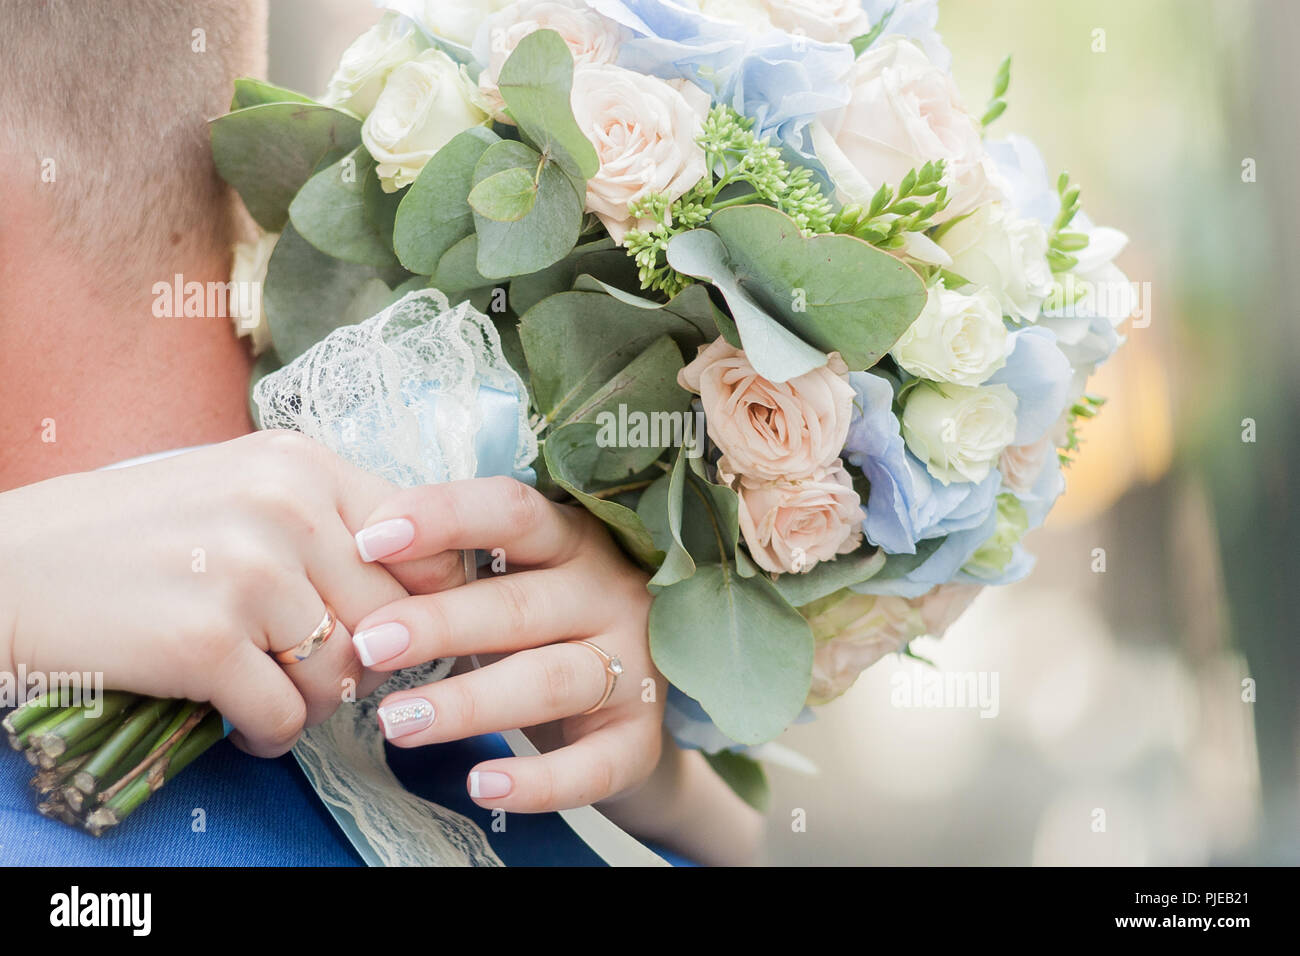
left=267, top=0, right=1300, bottom=864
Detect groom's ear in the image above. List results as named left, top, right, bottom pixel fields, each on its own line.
left=0, top=0, right=268, bottom=285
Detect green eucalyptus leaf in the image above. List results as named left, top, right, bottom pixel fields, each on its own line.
left=289, top=148, right=402, bottom=270
left=703, top=750, right=771, bottom=812
left=639, top=449, right=696, bottom=590
left=543, top=422, right=663, bottom=567
left=262, top=224, right=395, bottom=361
left=496, top=29, right=599, bottom=181
left=472, top=139, right=583, bottom=279
left=392, top=126, right=499, bottom=275
left=430, top=235, right=496, bottom=295
left=667, top=227, right=827, bottom=382
left=506, top=238, right=617, bottom=316
left=771, top=547, right=887, bottom=607
left=210, top=102, right=361, bottom=232
left=566, top=335, right=692, bottom=481
left=230, top=78, right=315, bottom=110
left=467, top=165, right=539, bottom=222
left=650, top=564, right=813, bottom=745
left=519, top=291, right=712, bottom=424
left=668, top=204, right=928, bottom=380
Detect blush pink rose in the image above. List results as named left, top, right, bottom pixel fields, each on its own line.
left=724, top=460, right=863, bottom=575
left=803, top=582, right=983, bottom=704
left=678, top=338, right=856, bottom=481
left=569, top=65, right=710, bottom=244
left=998, top=435, right=1055, bottom=495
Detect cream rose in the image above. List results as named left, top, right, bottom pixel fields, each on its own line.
left=764, top=0, right=869, bottom=43
left=809, top=38, right=1001, bottom=223
left=804, top=582, right=982, bottom=704
left=725, top=461, right=864, bottom=575
left=476, top=0, right=625, bottom=117
left=901, top=382, right=1018, bottom=485
left=569, top=64, right=710, bottom=244
left=361, top=49, right=489, bottom=192
left=938, top=202, right=1053, bottom=323
left=229, top=231, right=277, bottom=356
left=678, top=338, right=856, bottom=481
left=320, top=13, right=424, bottom=118
left=891, top=281, right=1009, bottom=386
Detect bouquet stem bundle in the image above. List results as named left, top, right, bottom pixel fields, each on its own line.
left=3, top=693, right=223, bottom=835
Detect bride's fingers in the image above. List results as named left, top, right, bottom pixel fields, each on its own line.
left=350, top=567, right=604, bottom=669
left=375, top=642, right=615, bottom=747
left=211, top=643, right=307, bottom=758
left=466, top=719, right=662, bottom=813
left=353, top=477, right=585, bottom=569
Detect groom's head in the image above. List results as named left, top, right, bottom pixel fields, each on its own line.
left=0, top=0, right=268, bottom=288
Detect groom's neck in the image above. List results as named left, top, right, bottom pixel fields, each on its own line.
left=0, top=202, right=253, bottom=491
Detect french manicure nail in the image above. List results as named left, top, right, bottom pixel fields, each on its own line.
left=468, top=771, right=512, bottom=800
left=377, top=698, right=434, bottom=739
left=355, top=518, right=415, bottom=562
left=352, top=622, right=410, bottom=666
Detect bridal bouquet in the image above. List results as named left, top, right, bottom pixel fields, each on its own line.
left=8, top=0, right=1135, bottom=823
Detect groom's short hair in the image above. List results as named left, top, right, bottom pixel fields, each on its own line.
left=0, top=0, right=266, bottom=273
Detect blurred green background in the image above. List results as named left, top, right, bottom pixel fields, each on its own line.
left=268, top=0, right=1299, bottom=864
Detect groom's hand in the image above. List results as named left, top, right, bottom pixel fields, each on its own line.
left=347, top=477, right=668, bottom=812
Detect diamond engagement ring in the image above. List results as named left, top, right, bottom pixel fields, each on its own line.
left=567, top=640, right=624, bottom=715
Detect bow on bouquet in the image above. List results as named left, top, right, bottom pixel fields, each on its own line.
left=7, top=0, right=1136, bottom=827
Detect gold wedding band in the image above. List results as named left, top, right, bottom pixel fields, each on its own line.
left=275, top=604, right=337, bottom=665
left=567, top=640, right=624, bottom=715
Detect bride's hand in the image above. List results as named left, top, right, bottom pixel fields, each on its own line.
left=0, top=431, right=409, bottom=757
left=348, top=477, right=667, bottom=812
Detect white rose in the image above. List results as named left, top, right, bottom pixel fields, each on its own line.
left=474, top=0, right=625, bottom=119
left=569, top=65, right=710, bottom=245
left=320, top=13, right=424, bottom=118
left=386, top=0, right=513, bottom=47
left=229, top=232, right=277, bottom=356
left=764, top=0, right=869, bottom=43
left=361, top=49, right=489, bottom=192
left=902, top=382, right=1018, bottom=485
left=938, top=202, right=1053, bottom=323
left=809, top=38, right=1002, bottom=224
left=891, top=281, right=1009, bottom=386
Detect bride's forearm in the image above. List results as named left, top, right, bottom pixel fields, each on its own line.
left=599, top=730, right=765, bottom=866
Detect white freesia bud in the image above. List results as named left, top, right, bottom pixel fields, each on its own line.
left=891, top=282, right=1009, bottom=386
left=361, top=49, right=489, bottom=192
left=320, top=13, right=424, bottom=118
left=229, top=232, right=278, bottom=356
left=937, top=202, right=1053, bottom=323
left=901, top=382, right=1018, bottom=485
